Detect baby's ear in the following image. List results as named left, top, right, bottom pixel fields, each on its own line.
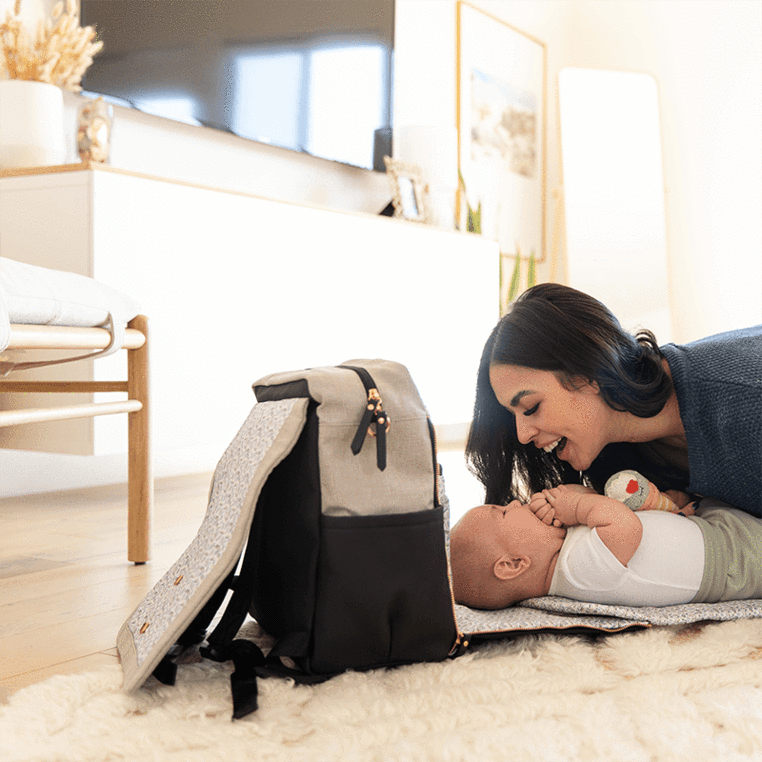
left=493, top=554, right=530, bottom=581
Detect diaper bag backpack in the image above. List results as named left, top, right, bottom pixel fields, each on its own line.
left=118, top=359, right=462, bottom=719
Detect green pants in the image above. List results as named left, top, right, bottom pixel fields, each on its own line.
left=689, top=499, right=762, bottom=603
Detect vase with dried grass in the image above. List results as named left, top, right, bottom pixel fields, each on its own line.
left=0, top=0, right=102, bottom=169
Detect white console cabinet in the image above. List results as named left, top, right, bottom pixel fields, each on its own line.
left=0, top=164, right=498, bottom=488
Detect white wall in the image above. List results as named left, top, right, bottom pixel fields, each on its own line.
left=393, top=0, right=762, bottom=341
left=647, top=0, right=762, bottom=340
left=14, top=0, right=758, bottom=341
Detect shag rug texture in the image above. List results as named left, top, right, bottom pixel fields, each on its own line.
left=3, top=618, right=762, bottom=762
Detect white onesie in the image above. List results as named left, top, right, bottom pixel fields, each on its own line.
left=548, top=510, right=705, bottom=607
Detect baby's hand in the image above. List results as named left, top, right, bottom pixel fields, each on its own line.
left=529, top=494, right=563, bottom=527
left=539, top=485, right=586, bottom=527
left=664, top=489, right=697, bottom=516
left=665, top=489, right=692, bottom=509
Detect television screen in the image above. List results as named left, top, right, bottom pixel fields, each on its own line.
left=80, top=0, right=394, bottom=171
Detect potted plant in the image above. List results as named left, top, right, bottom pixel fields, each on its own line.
left=0, top=0, right=102, bottom=169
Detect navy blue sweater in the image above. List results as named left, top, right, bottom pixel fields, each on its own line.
left=588, top=325, right=762, bottom=518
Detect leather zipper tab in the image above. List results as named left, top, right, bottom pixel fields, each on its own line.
left=345, top=366, right=391, bottom=471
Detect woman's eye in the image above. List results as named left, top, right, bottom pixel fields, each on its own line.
left=524, top=402, right=540, bottom=416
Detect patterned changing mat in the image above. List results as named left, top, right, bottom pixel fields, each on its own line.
left=455, top=596, right=762, bottom=638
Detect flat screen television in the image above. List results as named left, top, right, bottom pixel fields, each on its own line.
left=80, top=0, right=394, bottom=171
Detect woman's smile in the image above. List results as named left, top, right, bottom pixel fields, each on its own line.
left=489, top=364, right=611, bottom=471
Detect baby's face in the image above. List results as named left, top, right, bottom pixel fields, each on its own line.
left=468, top=501, right=567, bottom=555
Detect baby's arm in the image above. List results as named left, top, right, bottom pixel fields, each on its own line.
left=538, top=486, right=643, bottom=567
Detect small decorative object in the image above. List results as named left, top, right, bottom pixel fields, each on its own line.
left=0, top=0, right=103, bottom=169
left=457, top=1, right=547, bottom=261
left=393, top=125, right=458, bottom=229
left=383, top=156, right=428, bottom=223
left=0, top=0, right=102, bottom=89
left=77, top=96, right=113, bottom=162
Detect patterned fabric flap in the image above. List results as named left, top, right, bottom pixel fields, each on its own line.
left=118, top=397, right=309, bottom=692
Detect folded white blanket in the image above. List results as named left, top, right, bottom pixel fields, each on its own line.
left=0, top=256, right=140, bottom=357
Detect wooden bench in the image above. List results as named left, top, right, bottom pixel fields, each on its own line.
left=0, top=316, right=152, bottom=563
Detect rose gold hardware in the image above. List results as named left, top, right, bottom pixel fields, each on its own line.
left=174, top=575, right=183, bottom=585
left=368, top=415, right=392, bottom=438
left=140, top=622, right=149, bottom=634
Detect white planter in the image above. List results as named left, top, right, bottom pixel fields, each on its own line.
left=0, top=80, right=66, bottom=170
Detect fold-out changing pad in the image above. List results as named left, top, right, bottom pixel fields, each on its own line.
left=455, top=596, right=762, bottom=639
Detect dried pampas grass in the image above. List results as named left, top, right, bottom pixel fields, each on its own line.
left=0, top=0, right=102, bottom=91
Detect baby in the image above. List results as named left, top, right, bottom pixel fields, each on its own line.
left=450, top=481, right=762, bottom=610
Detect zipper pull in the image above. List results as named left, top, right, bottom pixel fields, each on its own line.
left=345, top=366, right=391, bottom=471
left=351, top=388, right=380, bottom=456
left=351, top=387, right=390, bottom=471
left=373, top=407, right=388, bottom=471
left=448, top=631, right=470, bottom=658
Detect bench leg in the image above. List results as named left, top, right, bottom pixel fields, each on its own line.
left=127, top=315, right=152, bottom=563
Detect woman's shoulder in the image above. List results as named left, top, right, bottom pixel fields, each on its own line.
left=662, top=325, right=762, bottom=389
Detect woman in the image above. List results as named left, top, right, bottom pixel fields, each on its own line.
left=466, top=283, right=762, bottom=518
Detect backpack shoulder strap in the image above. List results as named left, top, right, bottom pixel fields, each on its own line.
left=118, top=397, right=309, bottom=692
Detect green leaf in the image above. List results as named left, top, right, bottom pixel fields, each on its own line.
left=507, top=253, right=522, bottom=304
left=527, top=249, right=537, bottom=288
left=470, top=202, right=482, bottom=234
left=459, top=170, right=482, bottom=234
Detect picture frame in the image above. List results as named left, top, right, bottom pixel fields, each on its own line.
left=384, top=156, right=428, bottom=223
left=456, top=1, right=547, bottom=263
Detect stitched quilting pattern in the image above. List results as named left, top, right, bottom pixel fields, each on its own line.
left=518, top=595, right=762, bottom=625
left=454, top=603, right=642, bottom=635
left=454, top=596, right=762, bottom=637
left=126, top=398, right=301, bottom=667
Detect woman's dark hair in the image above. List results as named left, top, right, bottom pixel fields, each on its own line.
left=465, top=283, right=673, bottom=504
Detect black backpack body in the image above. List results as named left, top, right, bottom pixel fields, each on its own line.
left=119, top=360, right=461, bottom=718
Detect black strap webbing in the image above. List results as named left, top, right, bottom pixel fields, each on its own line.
left=151, top=567, right=237, bottom=686
left=205, top=527, right=262, bottom=651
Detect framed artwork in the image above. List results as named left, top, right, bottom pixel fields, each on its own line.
left=384, top=156, right=428, bottom=223
left=457, top=1, right=547, bottom=265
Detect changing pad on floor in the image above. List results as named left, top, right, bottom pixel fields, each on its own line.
left=455, top=596, right=762, bottom=639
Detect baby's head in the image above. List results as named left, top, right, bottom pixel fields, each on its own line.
left=450, top=501, right=567, bottom=610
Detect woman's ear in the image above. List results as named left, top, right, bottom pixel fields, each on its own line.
left=573, top=377, right=600, bottom=395
left=562, top=372, right=600, bottom=395
left=493, top=554, right=530, bottom=581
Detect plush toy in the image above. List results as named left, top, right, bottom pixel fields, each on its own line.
left=604, top=469, right=695, bottom=516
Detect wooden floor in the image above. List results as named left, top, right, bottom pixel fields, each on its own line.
left=0, top=472, right=213, bottom=704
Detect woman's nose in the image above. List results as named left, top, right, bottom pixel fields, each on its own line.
left=514, top=416, right=537, bottom=445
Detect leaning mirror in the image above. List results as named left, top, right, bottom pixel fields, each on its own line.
left=558, top=68, right=671, bottom=341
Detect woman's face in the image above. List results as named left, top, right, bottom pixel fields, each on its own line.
left=489, top=364, right=613, bottom=472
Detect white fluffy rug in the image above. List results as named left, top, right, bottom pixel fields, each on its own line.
left=3, top=619, right=762, bottom=762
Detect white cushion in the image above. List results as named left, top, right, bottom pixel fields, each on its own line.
left=0, top=257, right=141, bottom=353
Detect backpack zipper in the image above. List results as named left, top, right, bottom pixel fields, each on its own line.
left=345, top=366, right=389, bottom=471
